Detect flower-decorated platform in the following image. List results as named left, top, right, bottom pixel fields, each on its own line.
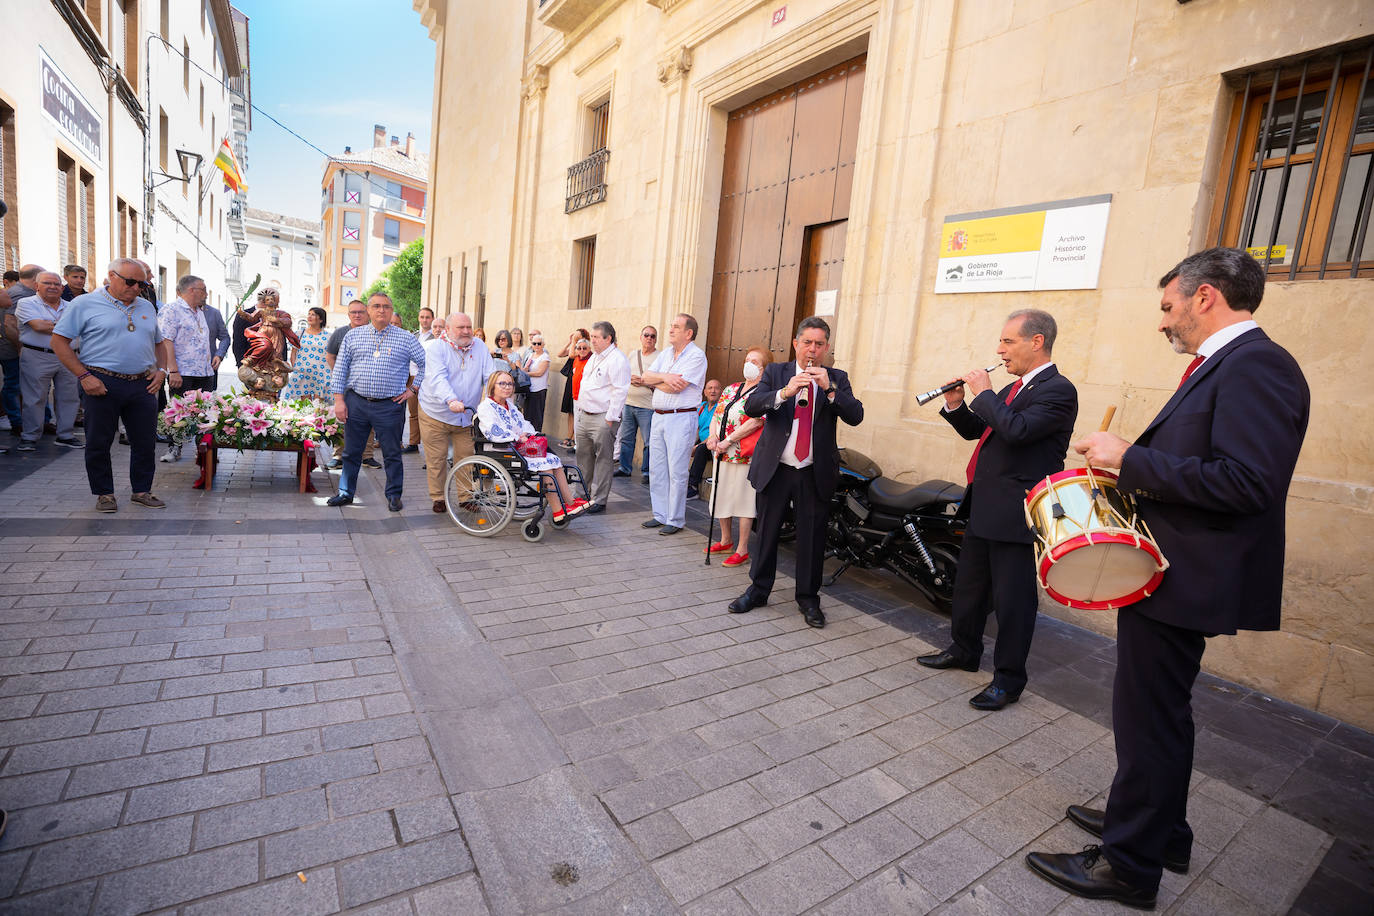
left=159, top=391, right=343, bottom=493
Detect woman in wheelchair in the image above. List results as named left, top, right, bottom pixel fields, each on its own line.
left=476, top=371, right=589, bottom=523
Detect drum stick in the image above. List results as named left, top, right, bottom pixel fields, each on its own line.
left=1098, top=405, right=1117, bottom=432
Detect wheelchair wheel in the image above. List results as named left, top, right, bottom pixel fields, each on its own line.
left=521, top=520, right=545, bottom=542
left=446, top=455, right=517, bottom=536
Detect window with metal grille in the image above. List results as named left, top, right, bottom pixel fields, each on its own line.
left=572, top=236, right=595, bottom=310
left=587, top=99, right=609, bottom=155
left=566, top=99, right=611, bottom=213
left=1212, top=42, right=1374, bottom=278
left=79, top=169, right=94, bottom=275
left=0, top=103, right=14, bottom=269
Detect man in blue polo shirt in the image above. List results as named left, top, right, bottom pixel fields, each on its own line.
left=327, top=292, right=426, bottom=512
left=51, top=259, right=174, bottom=513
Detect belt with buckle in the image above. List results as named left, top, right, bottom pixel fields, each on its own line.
left=22, top=343, right=55, bottom=354
left=348, top=390, right=398, bottom=403
left=654, top=407, right=697, bottom=415
left=85, top=365, right=150, bottom=380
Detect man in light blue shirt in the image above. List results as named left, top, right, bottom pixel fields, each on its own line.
left=15, top=272, right=80, bottom=450
left=327, top=292, right=426, bottom=512
left=51, top=259, right=173, bottom=513
left=416, top=312, right=492, bottom=512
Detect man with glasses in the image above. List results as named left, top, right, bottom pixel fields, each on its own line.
left=326, top=293, right=426, bottom=512
left=418, top=312, right=492, bottom=513
left=157, top=275, right=218, bottom=462
left=51, top=259, right=174, bottom=512
left=616, top=325, right=659, bottom=482
left=15, top=272, right=80, bottom=451
left=324, top=299, right=379, bottom=470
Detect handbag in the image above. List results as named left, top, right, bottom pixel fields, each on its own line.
left=518, top=435, right=548, bottom=458
left=511, top=363, right=532, bottom=394
left=734, top=426, right=762, bottom=460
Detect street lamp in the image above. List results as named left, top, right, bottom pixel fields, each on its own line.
left=150, top=148, right=204, bottom=189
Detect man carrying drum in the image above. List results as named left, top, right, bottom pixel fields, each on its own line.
left=1026, top=248, right=1310, bottom=909
left=917, top=309, right=1078, bottom=710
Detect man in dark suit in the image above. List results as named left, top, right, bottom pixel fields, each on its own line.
left=1026, top=248, right=1310, bottom=909
left=917, top=309, right=1078, bottom=710
left=726, top=316, right=863, bottom=629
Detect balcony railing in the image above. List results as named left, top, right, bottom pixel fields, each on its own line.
left=566, top=148, right=609, bottom=214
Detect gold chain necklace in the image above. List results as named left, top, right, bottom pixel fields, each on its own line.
left=103, top=289, right=138, bottom=332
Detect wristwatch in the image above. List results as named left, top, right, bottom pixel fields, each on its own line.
left=825, top=384, right=836, bottom=394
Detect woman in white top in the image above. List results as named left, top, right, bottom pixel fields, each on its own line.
left=521, top=333, right=552, bottom=431
left=476, top=370, right=587, bottom=522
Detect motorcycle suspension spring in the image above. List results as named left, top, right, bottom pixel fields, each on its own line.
left=903, top=521, right=937, bottom=575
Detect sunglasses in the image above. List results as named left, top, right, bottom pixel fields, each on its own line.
left=113, top=271, right=142, bottom=286
left=642, top=333, right=656, bottom=339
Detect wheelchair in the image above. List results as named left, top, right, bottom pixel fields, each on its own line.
left=444, top=427, right=589, bottom=542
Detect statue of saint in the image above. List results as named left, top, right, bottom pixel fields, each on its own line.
left=236, top=288, right=299, bottom=401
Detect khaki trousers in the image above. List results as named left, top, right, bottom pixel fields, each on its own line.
left=419, top=409, right=474, bottom=501
left=574, top=408, right=618, bottom=507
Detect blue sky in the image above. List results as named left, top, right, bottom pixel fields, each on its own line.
left=234, top=0, right=435, bottom=222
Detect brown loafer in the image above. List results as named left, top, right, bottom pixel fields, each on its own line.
left=131, top=492, right=166, bottom=509
left=432, top=500, right=446, bottom=513
left=96, top=494, right=117, bottom=513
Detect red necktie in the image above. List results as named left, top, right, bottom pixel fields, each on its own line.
left=965, top=379, right=1023, bottom=484
left=794, top=383, right=813, bottom=462
left=1178, top=355, right=1205, bottom=389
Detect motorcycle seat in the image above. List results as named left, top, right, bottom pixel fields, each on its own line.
left=867, top=477, right=964, bottom=513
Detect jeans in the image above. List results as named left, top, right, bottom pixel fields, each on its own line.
left=338, top=391, right=406, bottom=500
left=0, top=356, right=20, bottom=428
left=618, top=404, right=653, bottom=475
left=82, top=372, right=157, bottom=495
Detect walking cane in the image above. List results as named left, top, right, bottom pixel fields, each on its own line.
left=704, top=453, right=720, bottom=566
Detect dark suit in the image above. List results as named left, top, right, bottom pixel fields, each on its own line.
left=1102, top=326, right=1309, bottom=892
left=743, top=362, right=863, bottom=603
left=940, top=364, right=1077, bottom=693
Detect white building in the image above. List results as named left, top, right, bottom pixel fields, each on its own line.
left=238, top=207, right=321, bottom=319
left=0, top=1, right=248, bottom=314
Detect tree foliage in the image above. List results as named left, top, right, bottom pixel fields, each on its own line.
left=362, top=238, right=425, bottom=329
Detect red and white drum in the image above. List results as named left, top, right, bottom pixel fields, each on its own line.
left=1023, top=467, right=1168, bottom=611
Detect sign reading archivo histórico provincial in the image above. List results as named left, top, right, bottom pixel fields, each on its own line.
left=935, top=194, right=1111, bottom=293
left=40, top=47, right=102, bottom=164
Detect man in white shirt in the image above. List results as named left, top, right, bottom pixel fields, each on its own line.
left=405, top=307, right=438, bottom=453
left=639, top=313, right=707, bottom=534
left=15, top=272, right=80, bottom=450
left=574, top=321, right=631, bottom=513
left=616, top=325, right=659, bottom=481
left=417, top=312, right=493, bottom=513
left=157, top=275, right=216, bottom=462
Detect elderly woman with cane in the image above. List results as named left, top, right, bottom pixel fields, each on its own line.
left=703, top=346, right=769, bottom=568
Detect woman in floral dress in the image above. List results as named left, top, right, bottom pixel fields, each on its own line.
left=282, top=307, right=331, bottom=401
left=704, top=346, right=770, bottom=567
left=476, top=370, right=589, bottom=523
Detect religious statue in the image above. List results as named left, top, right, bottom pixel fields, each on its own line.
left=236, top=288, right=299, bottom=401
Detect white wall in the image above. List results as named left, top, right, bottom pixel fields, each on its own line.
left=239, top=214, right=321, bottom=321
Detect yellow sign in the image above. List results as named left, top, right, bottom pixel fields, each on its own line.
left=1246, top=245, right=1288, bottom=261
left=940, top=210, right=1046, bottom=257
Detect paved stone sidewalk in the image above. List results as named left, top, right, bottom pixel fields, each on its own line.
left=0, top=441, right=1369, bottom=914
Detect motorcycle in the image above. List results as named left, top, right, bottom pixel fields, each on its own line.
left=820, top=447, right=966, bottom=611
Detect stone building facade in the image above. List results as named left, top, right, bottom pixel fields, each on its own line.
left=237, top=207, right=322, bottom=323
left=412, top=0, right=1374, bottom=729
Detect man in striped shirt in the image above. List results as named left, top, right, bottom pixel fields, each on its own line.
left=326, top=293, right=426, bottom=512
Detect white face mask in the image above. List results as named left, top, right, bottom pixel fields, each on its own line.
left=742, top=361, right=762, bottom=381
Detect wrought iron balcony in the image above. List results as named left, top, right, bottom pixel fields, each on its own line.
left=566, top=148, right=609, bottom=214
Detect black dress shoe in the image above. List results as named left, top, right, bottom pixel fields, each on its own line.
left=585, top=503, right=606, bottom=514
left=969, top=684, right=1020, bottom=711
left=326, top=494, right=354, bottom=507
left=402, top=444, right=419, bottom=453
left=916, top=650, right=979, bottom=672
left=642, top=518, right=663, bottom=528
left=801, top=604, right=826, bottom=629
left=388, top=497, right=403, bottom=512
left=1025, top=846, right=1156, bottom=910
left=641, top=476, right=650, bottom=485
left=658, top=525, right=682, bottom=535
left=1066, top=806, right=1190, bottom=874
left=612, top=469, right=630, bottom=478
left=727, top=590, right=768, bottom=614
left=361, top=458, right=383, bottom=469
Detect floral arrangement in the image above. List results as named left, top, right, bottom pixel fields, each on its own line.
left=158, top=390, right=343, bottom=451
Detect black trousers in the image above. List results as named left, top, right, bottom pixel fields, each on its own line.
left=82, top=373, right=157, bottom=495
left=525, top=389, right=547, bottom=433
left=170, top=374, right=216, bottom=396
left=688, top=442, right=711, bottom=489
left=946, top=532, right=1039, bottom=694
left=749, top=464, right=826, bottom=603
left=1102, top=605, right=1204, bottom=892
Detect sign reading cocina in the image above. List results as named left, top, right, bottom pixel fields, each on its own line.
left=935, top=194, right=1111, bottom=293
left=40, top=47, right=102, bottom=164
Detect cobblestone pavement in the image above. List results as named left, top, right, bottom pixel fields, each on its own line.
left=0, top=438, right=1370, bottom=914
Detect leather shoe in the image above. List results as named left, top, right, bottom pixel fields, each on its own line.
left=585, top=503, right=606, bottom=514
left=658, top=525, right=682, bottom=535
left=642, top=518, right=663, bottom=528
left=432, top=500, right=446, bottom=513
left=969, top=684, right=1020, bottom=711
left=388, top=497, right=403, bottom=512
left=917, top=650, right=978, bottom=672
left=361, top=458, right=383, bottom=469
left=326, top=494, right=354, bottom=507
left=727, top=590, right=768, bottom=614
left=799, top=600, right=825, bottom=629
left=402, top=444, right=419, bottom=453
left=1025, top=846, right=1156, bottom=910
left=1066, top=806, right=1190, bottom=874
left=612, top=469, right=630, bottom=478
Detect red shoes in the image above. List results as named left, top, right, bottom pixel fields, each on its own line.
left=722, top=552, right=749, bottom=568
left=705, top=541, right=735, bottom=555
left=553, top=498, right=590, bottom=522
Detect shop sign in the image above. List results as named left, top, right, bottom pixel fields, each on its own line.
left=935, top=194, right=1111, bottom=293
left=40, top=47, right=102, bottom=164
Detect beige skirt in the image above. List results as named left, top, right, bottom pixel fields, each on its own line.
left=712, top=459, right=757, bottom=519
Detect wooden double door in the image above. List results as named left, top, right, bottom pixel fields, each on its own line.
left=705, top=55, right=865, bottom=383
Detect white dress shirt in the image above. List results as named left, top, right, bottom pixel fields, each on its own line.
left=576, top=345, right=632, bottom=421
left=649, top=342, right=707, bottom=410
left=1195, top=319, right=1259, bottom=362
left=777, top=361, right=817, bottom=469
